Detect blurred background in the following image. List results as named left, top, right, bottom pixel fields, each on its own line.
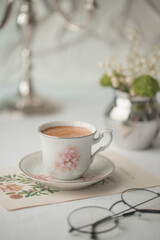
left=0, top=0, right=160, bottom=93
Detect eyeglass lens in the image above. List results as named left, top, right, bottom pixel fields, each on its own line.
left=121, top=188, right=160, bottom=211
left=68, top=206, right=118, bottom=234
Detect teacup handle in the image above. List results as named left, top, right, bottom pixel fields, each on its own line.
left=91, top=129, right=113, bottom=163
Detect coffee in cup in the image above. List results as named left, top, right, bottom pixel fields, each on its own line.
left=42, top=126, right=92, bottom=138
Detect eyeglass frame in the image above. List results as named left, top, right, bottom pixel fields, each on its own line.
left=67, top=187, right=160, bottom=239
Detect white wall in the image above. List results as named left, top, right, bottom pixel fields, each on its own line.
left=0, top=0, right=160, bottom=90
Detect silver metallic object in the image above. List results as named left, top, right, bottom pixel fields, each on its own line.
left=0, top=0, right=96, bottom=116
left=55, top=0, right=97, bottom=32
left=104, top=90, right=160, bottom=150
left=0, top=0, right=57, bottom=115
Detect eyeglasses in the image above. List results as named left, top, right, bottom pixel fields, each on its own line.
left=67, top=188, right=160, bottom=240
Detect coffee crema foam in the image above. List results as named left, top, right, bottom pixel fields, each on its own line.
left=42, top=126, right=92, bottom=138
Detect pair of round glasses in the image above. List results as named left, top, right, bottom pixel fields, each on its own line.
left=67, top=188, right=160, bottom=239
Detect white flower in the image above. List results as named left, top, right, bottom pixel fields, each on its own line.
left=124, top=76, right=133, bottom=87
left=125, top=76, right=133, bottom=84
left=111, top=77, right=118, bottom=88
left=151, top=57, right=158, bottom=64
left=140, top=57, right=147, bottom=64
left=150, top=70, right=156, bottom=76
left=99, top=62, right=105, bottom=68
left=107, top=70, right=114, bottom=77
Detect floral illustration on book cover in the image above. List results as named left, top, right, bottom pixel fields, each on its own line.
left=0, top=174, right=59, bottom=200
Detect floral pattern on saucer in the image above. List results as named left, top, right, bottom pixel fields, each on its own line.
left=31, top=173, right=99, bottom=183
left=33, top=174, right=55, bottom=182
left=55, top=146, right=80, bottom=171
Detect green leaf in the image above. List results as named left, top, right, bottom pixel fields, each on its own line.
left=4, top=175, right=12, bottom=178
left=30, top=193, right=37, bottom=196
left=100, top=74, right=112, bottom=87
left=48, top=189, right=59, bottom=194
left=18, top=192, right=26, bottom=194
left=21, top=190, right=28, bottom=194
left=40, top=188, right=45, bottom=191
left=119, top=81, right=129, bottom=93
left=25, top=192, right=33, bottom=198
left=25, top=194, right=30, bottom=198
left=33, top=185, right=41, bottom=188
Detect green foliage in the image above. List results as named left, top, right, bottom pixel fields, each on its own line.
left=118, top=81, right=129, bottom=93
left=132, top=75, right=160, bottom=97
left=113, top=71, right=123, bottom=78
left=99, top=74, right=112, bottom=87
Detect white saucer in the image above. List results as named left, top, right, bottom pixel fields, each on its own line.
left=19, top=152, right=115, bottom=191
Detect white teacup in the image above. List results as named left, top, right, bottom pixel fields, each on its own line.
left=38, top=121, right=112, bottom=180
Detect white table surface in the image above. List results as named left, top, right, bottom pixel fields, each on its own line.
left=0, top=86, right=160, bottom=240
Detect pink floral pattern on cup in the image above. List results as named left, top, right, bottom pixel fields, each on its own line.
left=56, top=146, right=80, bottom=171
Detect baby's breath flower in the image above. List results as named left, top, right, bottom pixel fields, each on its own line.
left=151, top=57, right=158, bottom=64
left=99, top=28, right=160, bottom=97
left=157, top=49, right=160, bottom=56
left=140, top=57, right=147, bottom=64
left=99, top=62, right=105, bottom=68
left=150, top=70, right=156, bottom=76
left=105, top=62, right=111, bottom=68
left=134, top=67, right=140, bottom=73
left=130, top=88, right=136, bottom=96
left=125, top=76, right=133, bottom=86
left=107, top=70, right=114, bottom=77
left=111, top=77, right=119, bottom=88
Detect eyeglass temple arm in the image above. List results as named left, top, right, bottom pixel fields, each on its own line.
left=92, top=208, right=160, bottom=228
left=136, top=209, right=160, bottom=214
left=118, top=209, right=160, bottom=219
